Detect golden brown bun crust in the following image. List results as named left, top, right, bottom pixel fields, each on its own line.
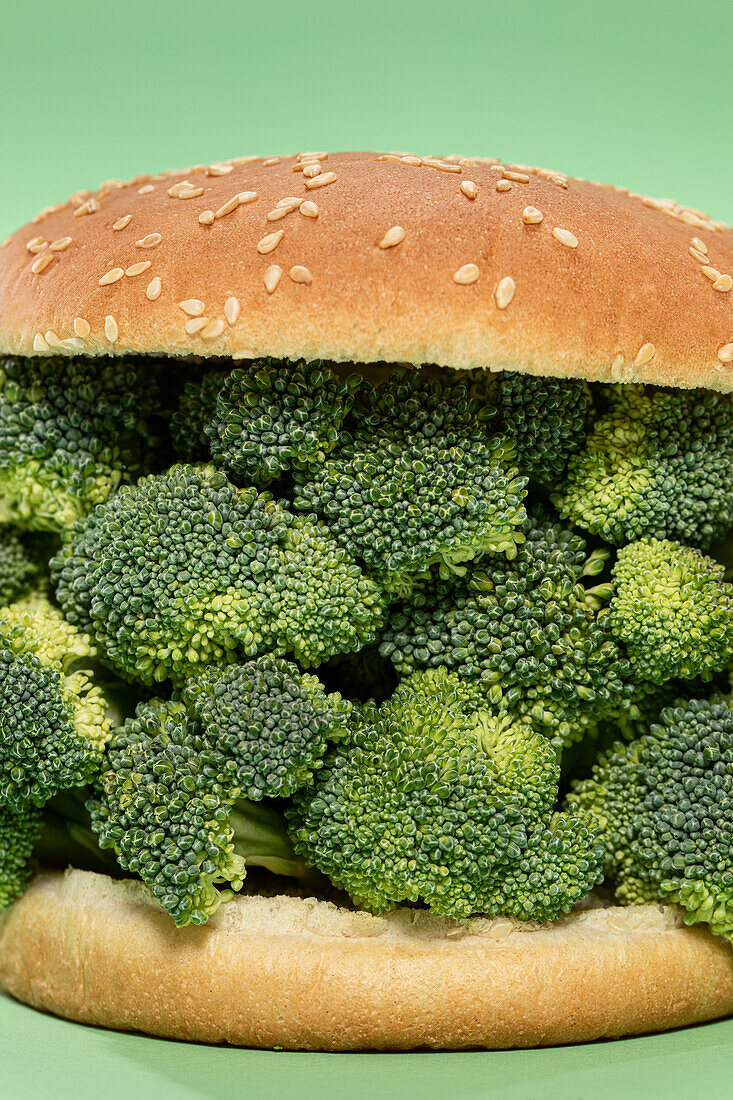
left=1, top=152, right=733, bottom=391
left=1, top=870, right=732, bottom=1050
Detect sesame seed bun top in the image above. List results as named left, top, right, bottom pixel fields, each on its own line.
left=1, top=150, right=732, bottom=390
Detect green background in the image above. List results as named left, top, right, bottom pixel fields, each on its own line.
left=3, top=0, right=733, bottom=1095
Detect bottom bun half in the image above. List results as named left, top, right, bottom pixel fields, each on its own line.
left=1, top=869, right=733, bottom=1051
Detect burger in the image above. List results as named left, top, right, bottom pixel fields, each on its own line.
left=1, top=151, right=733, bottom=1051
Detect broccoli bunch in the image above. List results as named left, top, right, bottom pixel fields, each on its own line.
left=567, top=697, right=733, bottom=939
left=380, top=511, right=621, bottom=745
left=52, top=464, right=385, bottom=685
left=0, top=527, right=40, bottom=605
left=605, top=538, right=733, bottom=683
left=494, top=371, right=594, bottom=486
left=0, top=355, right=164, bottom=531
left=554, top=384, right=733, bottom=548
left=289, top=669, right=604, bottom=920
left=292, top=371, right=527, bottom=593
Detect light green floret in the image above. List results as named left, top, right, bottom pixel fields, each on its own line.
left=0, top=355, right=164, bottom=531
left=0, top=803, right=43, bottom=909
left=0, top=594, right=112, bottom=810
left=182, top=656, right=352, bottom=799
left=567, top=697, right=733, bottom=940
left=51, top=464, right=385, bottom=685
left=288, top=668, right=604, bottom=920
left=606, top=538, right=733, bottom=683
left=205, top=359, right=361, bottom=485
left=554, top=384, right=733, bottom=548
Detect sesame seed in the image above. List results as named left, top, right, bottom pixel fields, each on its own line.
left=136, top=233, right=162, bottom=248
left=496, top=181, right=512, bottom=192
left=300, top=200, right=319, bottom=218
left=138, top=184, right=155, bottom=195
left=379, top=226, right=405, bottom=249
left=73, top=198, right=99, bottom=218
left=460, top=180, right=477, bottom=199
left=198, top=211, right=215, bottom=226
left=60, top=338, right=86, bottom=350
left=33, top=333, right=50, bottom=352
left=689, top=247, right=709, bottom=264
left=302, top=164, right=322, bottom=179
left=267, top=206, right=296, bottom=222
left=224, top=296, right=241, bottom=325
left=146, top=277, right=162, bottom=301
left=714, top=274, right=733, bottom=292
left=290, top=265, right=312, bottom=284
left=214, top=192, right=258, bottom=219
left=702, top=266, right=722, bottom=282
left=207, top=163, right=234, bottom=176
left=263, top=157, right=281, bottom=167
left=99, top=268, right=125, bottom=286
left=44, top=331, right=63, bottom=348
left=31, top=255, right=54, bottom=274
left=104, top=315, right=119, bottom=344
left=263, top=265, right=282, bottom=293
left=177, top=186, right=205, bottom=200
left=453, top=263, right=480, bottom=285
left=717, top=343, right=733, bottom=363
left=168, top=181, right=194, bottom=197
left=257, top=230, right=284, bottom=255
left=495, top=276, right=515, bottom=310
left=489, top=165, right=505, bottom=173
left=297, top=152, right=328, bottom=161
left=113, top=215, right=132, bottom=231
left=552, top=227, right=578, bottom=249
left=400, top=155, right=422, bottom=166
left=278, top=196, right=303, bottom=208
left=74, top=317, right=91, bottom=337
left=126, top=260, right=152, bottom=277
left=26, top=237, right=46, bottom=253
left=522, top=206, right=543, bottom=224
left=305, top=171, right=337, bottom=190
left=503, top=170, right=530, bottom=183
left=610, top=354, right=626, bottom=382
left=634, top=342, right=655, bottom=366
left=49, top=237, right=72, bottom=252
left=201, top=318, right=225, bottom=339
left=691, top=237, right=708, bottom=254
left=179, top=299, right=206, bottom=316
left=185, top=317, right=208, bottom=335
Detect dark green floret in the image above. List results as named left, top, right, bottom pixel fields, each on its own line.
left=0, top=802, right=43, bottom=909
left=495, top=372, right=594, bottom=486
left=0, top=355, right=164, bottom=531
left=292, top=371, right=527, bottom=592
left=205, top=359, right=360, bottom=485
left=0, top=527, right=39, bottom=604
left=606, top=538, right=733, bottom=683
left=51, top=464, right=385, bottom=685
left=567, top=697, right=733, bottom=939
left=0, top=594, right=112, bottom=810
left=288, top=668, right=604, bottom=920
left=181, top=657, right=352, bottom=799
left=554, top=384, right=733, bottom=548
left=169, top=369, right=228, bottom=463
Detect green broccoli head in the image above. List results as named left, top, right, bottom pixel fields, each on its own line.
left=606, top=538, right=733, bottom=683
left=0, top=594, right=112, bottom=810
left=292, top=371, right=527, bottom=592
left=495, top=371, right=593, bottom=486
left=0, top=527, right=40, bottom=605
left=205, top=359, right=360, bottom=486
left=0, top=355, right=164, bottom=532
left=52, top=464, right=385, bottom=685
left=169, top=368, right=228, bottom=463
left=0, top=803, right=43, bottom=909
left=288, top=668, right=604, bottom=920
left=181, top=657, right=352, bottom=799
left=380, top=511, right=621, bottom=745
left=567, top=697, right=733, bottom=938
left=554, top=385, right=733, bottom=548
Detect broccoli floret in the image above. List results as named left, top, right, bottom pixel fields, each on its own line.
left=88, top=700, right=319, bottom=926
left=567, top=697, right=733, bottom=938
left=495, top=372, right=593, bottom=486
left=0, top=527, right=40, bottom=604
left=380, top=512, right=621, bottom=745
left=0, top=594, right=112, bottom=810
left=606, top=538, right=733, bottom=683
left=205, top=360, right=360, bottom=486
left=170, top=369, right=228, bottom=462
left=288, top=669, right=603, bottom=920
left=52, top=464, right=385, bottom=685
left=0, top=803, right=43, bottom=909
left=292, top=371, right=527, bottom=592
left=181, top=657, right=352, bottom=799
left=554, top=385, right=733, bottom=548
left=0, top=355, right=164, bottom=531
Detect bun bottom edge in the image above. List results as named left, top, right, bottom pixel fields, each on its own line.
left=1, top=869, right=733, bottom=1051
